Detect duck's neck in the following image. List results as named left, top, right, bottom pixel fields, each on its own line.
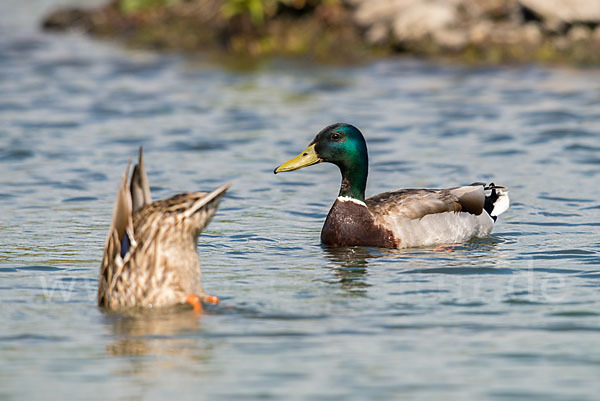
left=338, top=159, right=368, bottom=202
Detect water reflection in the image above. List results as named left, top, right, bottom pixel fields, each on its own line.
left=104, top=307, right=210, bottom=358
left=323, top=247, right=374, bottom=295
left=323, top=239, right=506, bottom=280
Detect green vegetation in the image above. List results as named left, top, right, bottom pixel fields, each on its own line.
left=119, top=0, right=173, bottom=14
left=43, top=0, right=600, bottom=66
left=222, top=0, right=280, bottom=25
left=221, top=0, right=338, bottom=25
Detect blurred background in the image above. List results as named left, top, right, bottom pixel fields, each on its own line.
left=1, top=1, right=600, bottom=400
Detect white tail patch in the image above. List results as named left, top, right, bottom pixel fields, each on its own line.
left=491, top=190, right=510, bottom=217
left=337, top=196, right=367, bottom=207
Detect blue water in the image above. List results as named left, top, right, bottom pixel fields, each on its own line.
left=1, top=1, right=600, bottom=400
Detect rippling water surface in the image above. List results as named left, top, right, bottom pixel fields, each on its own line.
left=1, top=2, right=600, bottom=400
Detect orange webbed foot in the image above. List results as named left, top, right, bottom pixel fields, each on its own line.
left=185, top=294, right=220, bottom=311
left=185, top=294, right=203, bottom=312
left=203, top=294, right=220, bottom=305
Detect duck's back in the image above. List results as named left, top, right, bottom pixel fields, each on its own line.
left=367, top=185, right=494, bottom=248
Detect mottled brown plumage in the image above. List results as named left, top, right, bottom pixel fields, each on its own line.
left=366, top=186, right=485, bottom=220
left=98, top=148, right=230, bottom=310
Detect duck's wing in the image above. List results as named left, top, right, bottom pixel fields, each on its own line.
left=130, top=146, right=152, bottom=213
left=98, top=161, right=136, bottom=307
left=132, top=183, right=231, bottom=244
left=366, top=185, right=485, bottom=220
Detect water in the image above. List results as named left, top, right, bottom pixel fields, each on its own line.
left=1, top=2, right=600, bottom=400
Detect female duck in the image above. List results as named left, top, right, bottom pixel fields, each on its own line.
left=274, top=123, right=509, bottom=248
left=98, top=148, right=230, bottom=311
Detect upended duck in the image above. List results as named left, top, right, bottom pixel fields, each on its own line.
left=98, top=148, right=230, bottom=311
left=274, top=123, right=509, bottom=248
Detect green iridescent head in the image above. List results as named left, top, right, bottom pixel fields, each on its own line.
left=274, top=123, right=369, bottom=201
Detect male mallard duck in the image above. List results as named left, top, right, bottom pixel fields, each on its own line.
left=274, top=123, right=509, bottom=248
left=98, top=148, right=230, bottom=311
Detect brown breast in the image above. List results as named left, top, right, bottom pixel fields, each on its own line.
left=320, top=199, right=397, bottom=248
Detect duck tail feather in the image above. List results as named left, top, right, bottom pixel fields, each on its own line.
left=99, top=160, right=135, bottom=307
left=184, top=182, right=231, bottom=219
left=130, top=146, right=152, bottom=213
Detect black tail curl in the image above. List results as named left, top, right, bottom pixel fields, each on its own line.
left=483, top=182, right=500, bottom=222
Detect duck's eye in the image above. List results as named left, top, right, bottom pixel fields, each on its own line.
left=331, top=133, right=341, bottom=141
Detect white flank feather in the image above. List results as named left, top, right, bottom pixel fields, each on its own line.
left=383, top=212, right=494, bottom=248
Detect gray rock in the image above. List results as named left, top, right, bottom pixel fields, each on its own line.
left=469, top=20, right=494, bottom=45
left=392, top=1, right=459, bottom=42
left=568, top=25, right=592, bottom=41
left=347, top=0, right=600, bottom=62
left=433, top=28, right=468, bottom=50
left=470, top=0, right=519, bottom=19
left=521, top=22, right=543, bottom=44
left=353, top=0, right=413, bottom=27
left=519, top=0, right=600, bottom=23
left=594, top=26, right=600, bottom=43
left=366, top=23, right=389, bottom=44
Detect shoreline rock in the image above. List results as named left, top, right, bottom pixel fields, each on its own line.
left=42, top=0, right=600, bottom=65
left=350, top=0, right=600, bottom=65
left=42, top=0, right=376, bottom=64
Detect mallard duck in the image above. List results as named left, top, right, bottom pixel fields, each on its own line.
left=274, top=123, right=509, bottom=248
left=98, top=147, right=230, bottom=311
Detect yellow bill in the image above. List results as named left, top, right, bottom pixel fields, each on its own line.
left=274, top=144, right=322, bottom=174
